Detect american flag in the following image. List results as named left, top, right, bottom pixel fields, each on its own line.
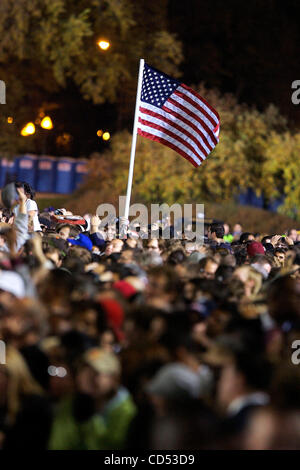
left=137, top=63, right=220, bottom=168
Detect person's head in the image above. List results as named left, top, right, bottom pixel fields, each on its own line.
left=56, top=224, right=72, bottom=240
left=105, top=242, right=113, bottom=256
left=38, top=270, right=74, bottom=335
left=261, top=235, right=272, bottom=245
left=267, top=276, right=300, bottom=325
left=0, top=271, right=26, bottom=311
left=77, top=348, right=121, bottom=399
left=137, top=250, right=163, bottom=268
left=250, top=254, right=273, bottom=277
left=288, top=229, right=298, bottom=243
left=223, top=223, right=230, bottom=235
left=274, top=247, right=286, bottom=266
left=15, top=182, right=35, bottom=201
left=217, top=350, right=271, bottom=411
left=63, top=246, right=92, bottom=271
left=44, top=245, right=62, bottom=268
left=263, top=242, right=274, bottom=256
left=208, top=223, right=225, bottom=241
left=146, top=266, right=181, bottom=307
left=125, top=238, right=137, bottom=249
left=184, top=241, right=199, bottom=255
left=233, top=266, right=263, bottom=298
left=118, top=248, right=135, bottom=265
left=233, top=224, right=242, bottom=234
left=247, top=241, right=265, bottom=259
left=107, top=223, right=118, bottom=240
left=42, top=236, right=69, bottom=259
left=240, top=232, right=255, bottom=244
left=215, top=265, right=234, bottom=283
left=146, top=362, right=208, bottom=415
left=71, top=300, right=107, bottom=341
left=199, top=256, right=219, bottom=279
left=167, top=249, right=187, bottom=266
left=147, top=238, right=162, bottom=254
left=1, top=208, right=14, bottom=224
left=109, top=239, right=124, bottom=254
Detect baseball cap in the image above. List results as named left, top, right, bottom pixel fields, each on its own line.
left=247, top=241, right=265, bottom=257
left=113, top=280, right=137, bottom=299
left=84, top=348, right=121, bottom=375
left=1, top=183, right=19, bottom=209
left=0, top=271, right=26, bottom=298
left=146, top=363, right=210, bottom=400
left=67, top=233, right=93, bottom=251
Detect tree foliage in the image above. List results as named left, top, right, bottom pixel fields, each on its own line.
left=85, top=85, right=300, bottom=219
left=0, top=0, right=182, bottom=154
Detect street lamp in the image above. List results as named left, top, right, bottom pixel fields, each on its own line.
left=41, top=116, right=53, bottom=130
left=102, top=131, right=110, bottom=141
left=20, top=122, right=35, bottom=136
left=97, top=39, right=110, bottom=51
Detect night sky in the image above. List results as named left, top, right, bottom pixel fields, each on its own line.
left=169, top=0, right=300, bottom=124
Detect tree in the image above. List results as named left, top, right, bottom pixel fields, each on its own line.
left=80, top=85, right=299, bottom=218
left=262, top=131, right=300, bottom=219
left=0, top=0, right=182, bottom=155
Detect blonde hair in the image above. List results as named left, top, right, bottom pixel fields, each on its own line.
left=5, top=346, right=44, bottom=424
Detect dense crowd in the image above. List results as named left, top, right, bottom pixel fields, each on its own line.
left=0, top=181, right=300, bottom=450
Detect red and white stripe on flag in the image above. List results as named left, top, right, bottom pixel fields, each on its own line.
left=137, top=63, right=220, bottom=168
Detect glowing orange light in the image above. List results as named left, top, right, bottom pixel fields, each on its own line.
left=41, top=116, right=53, bottom=130
left=102, top=132, right=110, bottom=141
left=20, top=122, right=35, bottom=136
left=97, top=40, right=110, bottom=51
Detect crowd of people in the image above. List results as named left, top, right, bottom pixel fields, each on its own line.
left=0, top=181, right=300, bottom=450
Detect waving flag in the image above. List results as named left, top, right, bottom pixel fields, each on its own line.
left=137, top=63, right=220, bottom=167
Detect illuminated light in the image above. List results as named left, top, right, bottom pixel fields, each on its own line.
left=97, top=129, right=103, bottom=137
left=41, top=116, right=53, bottom=130
left=56, top=367, right=67, bottom=378
left=97, top=40, right=110, bottom=51
left=102, top=131, right=110, bottom=141
left=48, top=366, right=57, bottom=377
left=7, top=117, right=13, bottom=124
left=20, top=122, right=36, bottom=136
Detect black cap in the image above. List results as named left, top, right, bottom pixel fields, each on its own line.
left=1, top=183, right=18, bottom=209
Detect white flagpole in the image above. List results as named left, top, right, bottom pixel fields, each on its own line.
left=124, top=58, right=145, bottom=220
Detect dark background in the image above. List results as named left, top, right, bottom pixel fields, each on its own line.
left=169, top=0, right=300, bottom=122
left=14, top=0, right=300, bottom=157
